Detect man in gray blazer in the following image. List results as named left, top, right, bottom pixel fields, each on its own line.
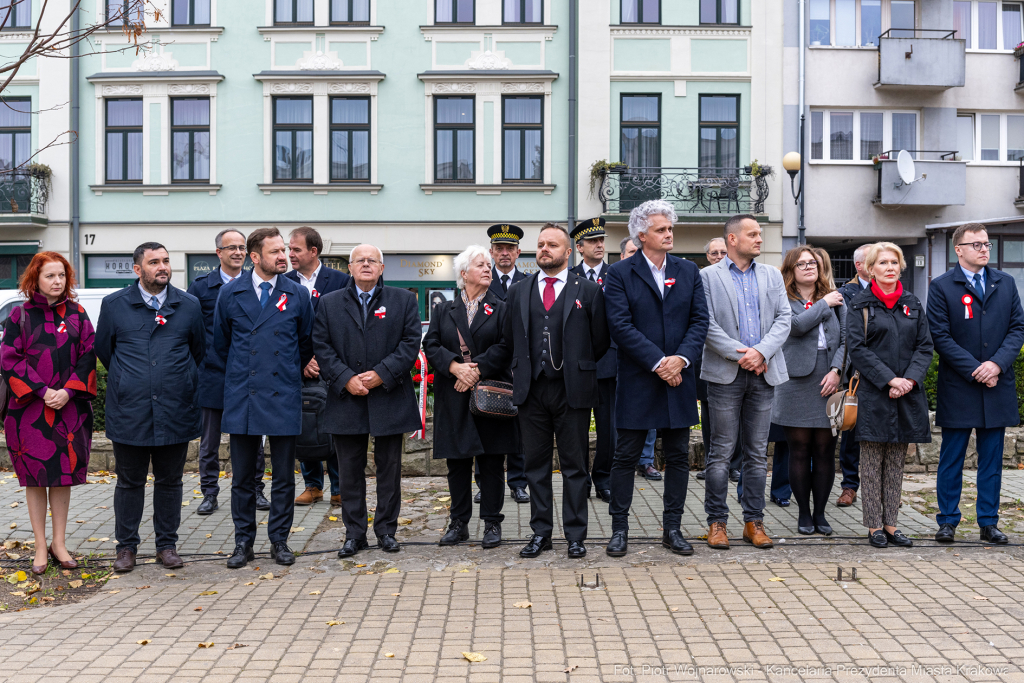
left=701, top=214, right=791, bottom=550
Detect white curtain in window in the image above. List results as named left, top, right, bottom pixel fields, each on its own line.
left=830, top=112, right=853, bottom=160
left=194, top=0, right=211, bottom=23
left=353, top=0, right=369, bottom=21
left=980, top=114, right=1000, bottom=160
left=172, top=99, right=209, bottom=126
left=700, top=96, right=736, bottom=123
left=276, top=99, right=312, bottom=125
left=1004, top=4, right=1023, bottom=49
left=641, top=0, right=658, bottom=22
left=860, top=112, right=883, bottom=160
left=890, top=0, right=915, bottom=37
left=0, top=136, right=12, bottom=171
left=351, top=130, right=369, bottom=179
left=505, top=98, right=541, bottom=124
left=621, top=0, right=637, bottom=22
left=504, top=130, right=521, bottom=179
left=978, top=2, right=998, bottom=49
left=525, top=129, right=542, bottom=179
left=956, top=115, right=975, bottom=161
left=193, top=132, right=210, bottom=179
left=954, top=1, right=972, bottom=48
left=108, top=99, right=143, bottom=126
left=172, top=132, right=190, bottom=180
left=722, top=0, right=738, bottom=23
left=892, top=113, right=917, bottom=158
left=297, top=0, right=314, bottom=22
left=331, top=131, right=349, bottom=179
left=1007, top=116, right=1024, bottom=161
left=332, top=98, right=369, bottom=125
left=861, top=0, right=881, bottom=45
left=436, top=0, right=452, bottom=21
left=106, top=133, right=123, bottom=180
left=809, top=0, right=829, bottom=44
left=126, top=131, right=143, bottom=180
left=810, top=111, right=823, bottom=159
left=836, top=0, right=856, bottom=46
left=623, top=96, right=658, bottom=122
left=0, top=100, right=31, bottom=128
left=275, top=0, right=292, bottom=22
left=457, top=0, right=473, bottom=21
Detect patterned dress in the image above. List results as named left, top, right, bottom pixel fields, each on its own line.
left=1, top=293, right=97, bottom=487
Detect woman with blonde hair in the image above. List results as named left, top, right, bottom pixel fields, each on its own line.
left=847, top=242, right=933, bottom=548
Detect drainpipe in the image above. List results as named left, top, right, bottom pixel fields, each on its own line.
left=70, top=2, right=81, bottom=274
left=798, top=0, right=806, bottom=245
left=568, top=0, right=577, bottom=267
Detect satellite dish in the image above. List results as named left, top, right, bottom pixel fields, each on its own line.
left=896, top=150, right=917, bottom=185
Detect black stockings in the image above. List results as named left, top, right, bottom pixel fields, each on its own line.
left=784, top=427, right=836, bottom=527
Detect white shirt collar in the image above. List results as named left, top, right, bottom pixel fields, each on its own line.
left=253, top=271, right=278, bottom=296
left=139, top=283, right=167, bottom=309
left=220, top=268, right=239, bottom=285
left=541, top=267, right=569, bottom=283
left=297, top=262, right=322, bottom=286
left=642, top=251, right=667, bottom=276
left=583, top=261, right=605, bottom=278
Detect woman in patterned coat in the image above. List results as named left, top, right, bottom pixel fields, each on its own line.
left=1, top=252, right=97, bottom=573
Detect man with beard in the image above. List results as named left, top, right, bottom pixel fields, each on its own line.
left=503, top=224, right=610, bottom=558
left=212, top=228, right=314, bottom=568
left=96, top=243, right=206, bottom=572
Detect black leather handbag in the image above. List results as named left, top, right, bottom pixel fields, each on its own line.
left=457, top=328, right=517, bottom=420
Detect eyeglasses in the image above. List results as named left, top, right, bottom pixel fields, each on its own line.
left=351, top=258, right=380, bottom=266
left=794, top=260, right=819, bottom=271
left=707, top=251, right=727, bottom=257
left=218, top=245, right=246, bottom=253
left=957, top=242, right=992, bottom=252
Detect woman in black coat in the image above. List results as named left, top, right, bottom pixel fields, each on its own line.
left=847, top=242, right=933, bottom=549
left=423, top=245, right=519, bottom=549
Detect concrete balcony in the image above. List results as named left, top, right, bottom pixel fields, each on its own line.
left=874, top=154, right=966, bottom=207
left=875, top=30, right=965, bottom=90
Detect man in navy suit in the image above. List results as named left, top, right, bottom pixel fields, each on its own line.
left=569, top=217, right=619, bottom=502
left=212, top=227, right=315, bottom=568
left=285, top=226, right=350, bottom=507
left=603, top=200, right=709, bottom=557
left=927, top=223, right=1024, bottom=545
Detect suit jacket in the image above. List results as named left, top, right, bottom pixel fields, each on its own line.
left=570, top=262, right=617, bottom=380
left=502, top=271, right=611, bottom=410
left=780, top=298, right=847, bottom=378
left=604, top=253, right=709, bottom=429
left=838, top=277, right=868, bottom=306
left=283, top=264, right=350, bottom=312
left=700, top=259, right=792, bottom=387
left=186, top=267, right=233, bottom=410
left=211, top=274, right=314, bottom=436
left=312, top=281, right=422, bottom=437
left=488, top=266, right=526, bottom=301
left=422, top=291, right=520, bottom=458
left=927, top=266, right=1024, bottom=429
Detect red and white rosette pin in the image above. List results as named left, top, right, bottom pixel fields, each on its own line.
left=575, top=299, right=582, bottom=309
left=903, top=304, right=911, bottom=318
left=312, top=288, right=320, bottom=299
left=665, top=278, right=676, bottom=287
left=962, top=294, right=974, bottom=319
left=57, top=322, right=66, bottom=334
left=483, top=303, right=493, bottom=316
left=804, top=301, right=813, bottom=310
left=374, top=306, right=387, bottom=319
left=155, top=315, right=167, bottom=326
left=276, top=294, right=288, bottom=312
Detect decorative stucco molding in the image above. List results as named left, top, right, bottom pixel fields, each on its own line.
left=328, top=82, right=372, bottom=93
left=432, top=82, right=476, bottom=93
left=270, top=82, right=315, bottom=94
left=168, top=83, right=211, bottom=95
left=464, top=50, right=513, bottom=70
left=610, top=26, right=751, bottom=37
left=101, top=84, right=144, bottom=96
left=132, top=52, right=180, bottom=72
left=297, top=51, right=345, bottom=71
left=501, top=82, right=545, bottom=93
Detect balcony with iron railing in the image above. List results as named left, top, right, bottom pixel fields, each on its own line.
left=875, top=29, right=965, bottom=90
left=598, top=166, right=772, bottom=218
left=0, top=170, right=50, bottom=227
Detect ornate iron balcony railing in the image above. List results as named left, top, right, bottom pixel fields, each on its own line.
left=0, top=170, right=50, bottom=215
left=599, top=166, right=771, bottom=216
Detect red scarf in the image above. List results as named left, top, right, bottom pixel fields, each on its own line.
left=871, top=280, right=903, bottom=309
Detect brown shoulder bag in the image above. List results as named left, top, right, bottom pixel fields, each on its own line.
left=825, top=308, right=867, bottom=436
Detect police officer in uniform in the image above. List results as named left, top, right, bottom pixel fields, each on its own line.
left=569, top=218, right=616, bottom=503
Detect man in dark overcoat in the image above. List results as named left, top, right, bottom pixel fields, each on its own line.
left=95, top=242, right=206, bottom=573
left=212, top=227, right=314, bottom=568
left=502, top=224, right=610, bottom=559
left=312, top=244, right=422, bottom=558
left=927, top=223, right=1024, bottom=545
left=602, top=201, right=709, bottom=557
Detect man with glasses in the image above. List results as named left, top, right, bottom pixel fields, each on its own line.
left=187, top=229, right=270, bottom=516
left=927, top=223, right=1024, bottom=546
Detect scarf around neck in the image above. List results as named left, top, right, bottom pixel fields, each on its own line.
left=461, top=289, right=486, bottom=326
left=870, top=280, right=903, bottom=309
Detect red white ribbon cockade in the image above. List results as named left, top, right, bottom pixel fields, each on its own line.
left=805, top=301, right=813, bottom=310
left=155, top=315, right=167, bottom=326
left=57, top=322, right=66, bottom=334
left=312, top=288, right=320, bottom=299
left=374, top=306, right=386, bottom=319
left=962, top=294, right=974, bottom=319
left=411, top=350, right=429, bottom=439
left=276, top=294, right=288, bottom=312
left=903, top=304, right=911, bottom=318
left=483, top=303, right=493, bottom=316
left=575, top=299, right=582, bottom=309
left=665, top=278, right=676, bottom=287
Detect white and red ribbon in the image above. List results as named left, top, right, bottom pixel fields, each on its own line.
left=804, top=301, right=813, bottom=310
left=575, top=299, right=582, bottom=309
left=665, top=278, right=676, bottom=287
left=962, top=294, right=974, bottom=319
left=56, top=322, right=66, bottom=334
left=374, top=306, right=387, bottom=319
left=483, top=304, right=493, bottom=316
left=276, top=294, right=288, bottom=312
left=312, top=288, right=320, bottom=299
left=155, top=315, right=167, bottom=326
left=411, top=350, right=429, bottom=439
left=903, top=304, right=911, bottom=318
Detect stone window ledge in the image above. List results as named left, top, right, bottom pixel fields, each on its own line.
left=90, top=184, right=221, bottom=196
left=257, top=183, right=383, bottom=195
left=420, top=183, right=555, bottom=195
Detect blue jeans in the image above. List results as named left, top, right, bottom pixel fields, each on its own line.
left=300, top=455, right=341, bottom=496
left=937, top=427, right=1005, bottom=528
left=638, top=429, right=657, bottom=467
left=705, top=370, right=774, bottom=525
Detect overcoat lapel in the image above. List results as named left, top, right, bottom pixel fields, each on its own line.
left=450, top=298, right=477, bottom=359
left=562, top=275, right=580, bottom=332
left=234, top=287, right=262, bottom=325
left=632, top=254, right=663, bottom=300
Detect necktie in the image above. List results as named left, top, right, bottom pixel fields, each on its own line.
left=973, top=273, right=984, bottom=303
left=588, top=269, right=596, bottom=282
left=360, top=292, right=371, bottom=320
left=502, top=275, right=509, bottom=292
left=148, top=296, right=160, bottom=311
left=259, top=282, right=272, bottom=309
left=543, top=277, right=558, bottom=311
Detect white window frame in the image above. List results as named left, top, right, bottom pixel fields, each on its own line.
left=265, top=0, right=377, bottom=26
left=957, top=111, right=1024, bottom=163
left=808, top=0, right=916, bottom=48
left=956, top=0, right=1024, bottom=52
left=809, top=109, right=920, bottom=164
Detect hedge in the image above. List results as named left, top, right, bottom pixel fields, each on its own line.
left=924, top=349, right=1024, bottom=422
left=93, top=362, right=107, bottom=433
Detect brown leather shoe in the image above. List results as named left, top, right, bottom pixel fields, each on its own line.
left=330, top=495, right=341, bottom=506
left=836, top=488, right=857, bottom=507
left=743, top=521, right=774, bottom=549
left=707, top=521, right=730, bottom=549
left=295, top=487, right=323, bottom=505
left=156, top=548, right=184, bottom=569
left=113, top=548, right=136, bottom=573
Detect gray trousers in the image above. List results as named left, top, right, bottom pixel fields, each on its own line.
left=704, top=369, right=774, bottom=525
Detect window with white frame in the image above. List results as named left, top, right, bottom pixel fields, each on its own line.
left=955, top=113, right=1024, bottom=161
left=0, top=0, right=32, bottom=28
left=435, top=97, right=474, bottom=182
left=504, top=0, right=541, bottom=24
left=809, top=0, right=915, bottom=46
left=171, top=98, right=210, bottom=182
left=436, top=0, right=473, bottom=24
left=809, top=109, right=919, bottom=161
left=106, top=0, right=145, bottom=26
left=172, top=0, right=211, bottom=25
left=275, top=0, right=313, bottom=24
left=622, top=0, right=660, bottom=24
left=332, top=0, right=369, bottom=23
left=105, top=98, right=143, bottom=183
left=0, top=99, right=30, bottom=171
left=330, top=97, right=370, bottom=181
left=954, top=1, right=1023, bottom=50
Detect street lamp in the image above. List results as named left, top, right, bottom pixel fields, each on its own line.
left=785, top=113, right=807, bottom=245
left=783, top=151, right=802, bottom=204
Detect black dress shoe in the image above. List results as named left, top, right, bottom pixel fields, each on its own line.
left=980, top=525, right=1009, bottom=544
left=596, top=489, right=612, bottom=503
left=511, top=487, right=530, bottom=503
left=482, top=522, right=502, bottom=549
left=662, top=529, right=693, bottom=556
left=271, top=541, right=295, bottom=566
left=519, top=535, right=552, bottom=558
left=226, top=544, right=254, bottom=568
left=729, top=469, right=741, bottom=483
left=638, top=464, right=662, bottom=481
left=868, top=530, right=888, bottom=548
left=255, top=491, right=270, bottom=511
left=770, top=495, right=790, bottom=507
left=695, top=469, right=706, bottom=481
left=567, top=541, right=586, bottom=558
left=797, top=526, right=815, bottom=535
left=815, top=524, right=833, bottom=536
left=196, top=494, right=218, bottom=515
left=606, top=530, right=628, bottom=557
left=935, top=523, right=956, bottom=543
left=474, top=490, right=481, bottom=503
left=378, top=535, right=400, bottom=552
left=884, top=529, right=913, bottom=547
left=439, top=519, right=469, bottom=546
left=338, top=538, right=368, bottom=558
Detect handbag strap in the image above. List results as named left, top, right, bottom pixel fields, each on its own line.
left=456, top=328, right=472, bottom=363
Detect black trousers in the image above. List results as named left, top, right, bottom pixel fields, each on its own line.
left=839, top=428, right=861, bottom=491
left=609, top=428, right=690, bottom=533
left=449, top=456, right=506, bottom=525
left=475, top=450, right=527, bottom=491
left=586, top=377, right=616, bottom=492
left=335, top=433, right=403, bottom=541
left=230, top=434, right=295, bottom=548
left=519, top=376, right=591, bottom=541
left=113, top=442, right=189, bottom=553
left=199, top=407, right=265, bottom=497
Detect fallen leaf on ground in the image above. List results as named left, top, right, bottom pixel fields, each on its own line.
left=194, top=607, right=202, bottom=611
left=10, top=591, right=24, bottom=596
left=259, top=573, right=274, bottom=580
left=165, top=574, right=176, bottom=578
left=973, top=595, right=989, bottom=600
left=9, top=523, right=16, bottom=529
left=384, top=568, right=400, bottom=574
left=328, top=516, right=338, bottom=521
left=197, top=642, right=214, bottom=648
left=309, top=591, right=321, bottom=595
left=355, top=564, right=366, bottom=568
left=99, top=538, right=109, bottom=542
left=384, top=652, right=394, bottom=658
left=182, top=501, right=190, bottom=506
left=108, top=590, right=120, bottom=594
left=14, top=571, right=27, bottom=582
left=326, top=620, right=344, bottom=626
left=436, top=496, right=451, bottom=502
left=8, top=502, right=17, bottom=508
left=137, top=640, right=151, bottom=645
left=671, top=607, right=679, bottom=612
left=462, top=652, right=487, bottom=662
left=6, top=553, right=19, bottom=560
left=68, top=580, right=83, bottom=589
left=768, top=577, right=785, bottom=582
left=391, top=592, right=400, bottom=596
left=137, top=586, right=150, bottom=590
left=86, top=537, right=99, bottom=542
left=198, top=591, right=218, bottom=596
left=75, top=520, right=84, bottom=523
left=226, top=643, right=248, bottom=650
left=514, top=601, right=532, bottom=608
left=290, top=527, right=305, bottom=532
left=565, top=665, right=579, bottom=673
left=459, top=569, right=470, bottom=573
left=244, top=582, right=254, bottom=586
left=397, top=518, right=412, bottom=525
left=205, top=534, right=212, bottom=538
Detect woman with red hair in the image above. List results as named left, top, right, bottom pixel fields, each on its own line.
left=1, top=252, right=97, bottom=574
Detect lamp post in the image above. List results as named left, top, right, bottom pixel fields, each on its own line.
left=783, top=129, right=806, bottom=244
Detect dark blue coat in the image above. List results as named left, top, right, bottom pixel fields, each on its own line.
left=211, top=274, right=314, bottom=436
left=186, top=267, right=235, bottom=410
left=283, top=264, right=350, bottom=311
left=926, top=266, right=1024, bottom=429
left=488, top=266, right=526, bottom=301
left=604, top=253, right=709, bottom=430
left=94, top=282, right=206, bottom=447
left=570, top=262, right=617, bottom=380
